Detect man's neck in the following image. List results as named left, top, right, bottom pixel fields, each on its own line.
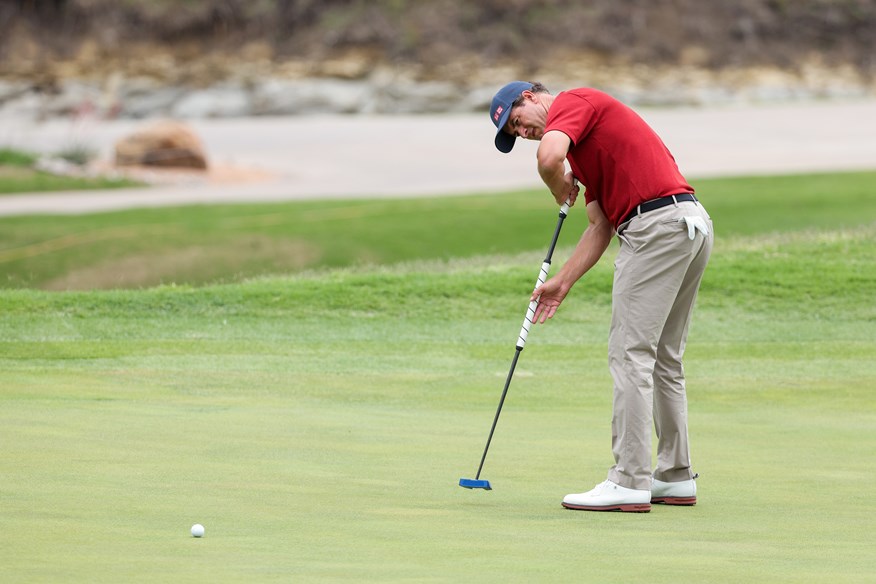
left=540, top=93, right=556, bottom=112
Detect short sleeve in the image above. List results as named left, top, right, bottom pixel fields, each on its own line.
left=544, top=92, right=599, bottom=146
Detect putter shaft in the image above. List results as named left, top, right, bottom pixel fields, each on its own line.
left=474, top=348, right=521, bottom=480
left=466, top=197, right=572, bottom=485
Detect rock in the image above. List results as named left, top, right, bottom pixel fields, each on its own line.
left=252, top=78, right=372, bottom=115
left=122, top=86, right=187, bottom=119
left=1, top=56, right=874, bottom=122
left=373, top=79, right=461, bottom=114
left=48, top=80, right=104, bottom=117
left=114, top=121, right=208, bottom=169
left=170, top=84, right=252, bottom=118
left=0, top=80, right=31, bottom=104
left=458, top=85, right=497, bottom=112
left=117, top=77, right=185, bottom=118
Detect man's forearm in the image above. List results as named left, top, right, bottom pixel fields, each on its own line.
left=537, top=151, right=568, bottom=202
left=538, top=157, right=565, bottom=191
left=555, top=222, right=613, bottom=288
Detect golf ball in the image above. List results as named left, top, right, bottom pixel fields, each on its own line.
left=191, top=524, right=205, bottom=538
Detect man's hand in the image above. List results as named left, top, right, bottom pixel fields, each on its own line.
left=530, top=275, right=570, bottom=324
left=557, top=171, right=580, bottom=207
left=528, top=200, right=613, bottom=325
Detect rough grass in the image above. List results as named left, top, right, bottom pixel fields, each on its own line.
left=1, top=170, right=875, bottom=290
left=0, top=148, right=141, bottom=195
left=1, top=182, right=874, bottom=581
left=0, top=168, right=141, bottom=194
left=0, top=147, right=39, bottom=166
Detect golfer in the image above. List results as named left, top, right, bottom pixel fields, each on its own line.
left=490, top=81, right=713, bottom=512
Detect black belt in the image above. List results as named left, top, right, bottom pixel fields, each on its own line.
left=620, top=193, right=698, bottom=227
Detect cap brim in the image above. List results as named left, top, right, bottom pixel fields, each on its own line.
left=494, top=107, right=515, bottom=153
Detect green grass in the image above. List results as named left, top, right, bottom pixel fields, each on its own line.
left=1, top=171, right=875, bottom=582
left=1, top=170, right=875, bottom=290
left=0, top=147, right=142, bottom=195
left=0, top=167, right=142, bottom=195
left=0, top=147, right=40, bottom=167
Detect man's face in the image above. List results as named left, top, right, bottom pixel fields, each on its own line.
left=502, top=91, right=548, bottom=141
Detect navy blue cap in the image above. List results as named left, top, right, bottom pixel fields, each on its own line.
left=490, top=81, right=533, bottom=153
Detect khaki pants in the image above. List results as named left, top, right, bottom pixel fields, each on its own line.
left=607, top=200, right=713, bottom=490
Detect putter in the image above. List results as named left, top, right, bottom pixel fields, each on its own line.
left=460, top=188, right=575, bottom=491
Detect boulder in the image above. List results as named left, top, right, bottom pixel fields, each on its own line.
left=114, top=121, right=208, bottom=169
left=170, top=84, right=252, bottom=118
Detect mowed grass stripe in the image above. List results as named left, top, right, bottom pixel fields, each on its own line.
left=1, top=169, right=875, bottom=289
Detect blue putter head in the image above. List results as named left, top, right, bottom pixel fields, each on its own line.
left=459, top=478, right=492, bottom=490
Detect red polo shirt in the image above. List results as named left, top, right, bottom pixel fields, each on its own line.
left=544, top=88, right=693, bottom=228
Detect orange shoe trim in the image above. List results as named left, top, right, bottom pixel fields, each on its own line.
left=562, top=502, right=651, bottom=513
left=651, top=496, right=697, bottom=506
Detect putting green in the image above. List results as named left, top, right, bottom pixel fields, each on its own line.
left=1, top=213, right=874, bottom=581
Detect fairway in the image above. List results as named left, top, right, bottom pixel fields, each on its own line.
left=1, top=173, right=875, bottom=582
left=2, top=170, right=875, bottom=289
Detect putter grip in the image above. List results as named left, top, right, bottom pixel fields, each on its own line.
left=516, top=261, right=551, bottom=349
left=560, top=179, right=576, bottom=215
left=560, top=200, right=571, bottom=216
left=515, top=185, right=575, bottom=350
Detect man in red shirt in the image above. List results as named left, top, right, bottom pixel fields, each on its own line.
left=490, top=81, right=713, bottom=512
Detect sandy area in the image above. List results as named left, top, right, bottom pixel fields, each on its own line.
left=1, top=99, right=875, bottom=216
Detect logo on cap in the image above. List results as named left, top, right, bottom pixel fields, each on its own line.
left=493, top=105, right=503, bottom=122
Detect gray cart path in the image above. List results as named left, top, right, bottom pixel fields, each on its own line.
left=1, top=99, right=875, bottom=216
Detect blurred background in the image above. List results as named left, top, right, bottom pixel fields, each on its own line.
left=1, top=0, right=874, bottom=119
left=1, top=0, right=875, bottom=272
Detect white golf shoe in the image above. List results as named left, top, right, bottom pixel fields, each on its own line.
left=562, top=480, right=651, bottom=513
left=650, top=477, right=697, bottom=506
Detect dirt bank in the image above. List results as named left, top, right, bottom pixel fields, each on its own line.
left=1, top=1, right=874, bottom=120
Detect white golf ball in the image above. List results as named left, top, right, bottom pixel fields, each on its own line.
left=191, top=524, right=205, bottom=538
